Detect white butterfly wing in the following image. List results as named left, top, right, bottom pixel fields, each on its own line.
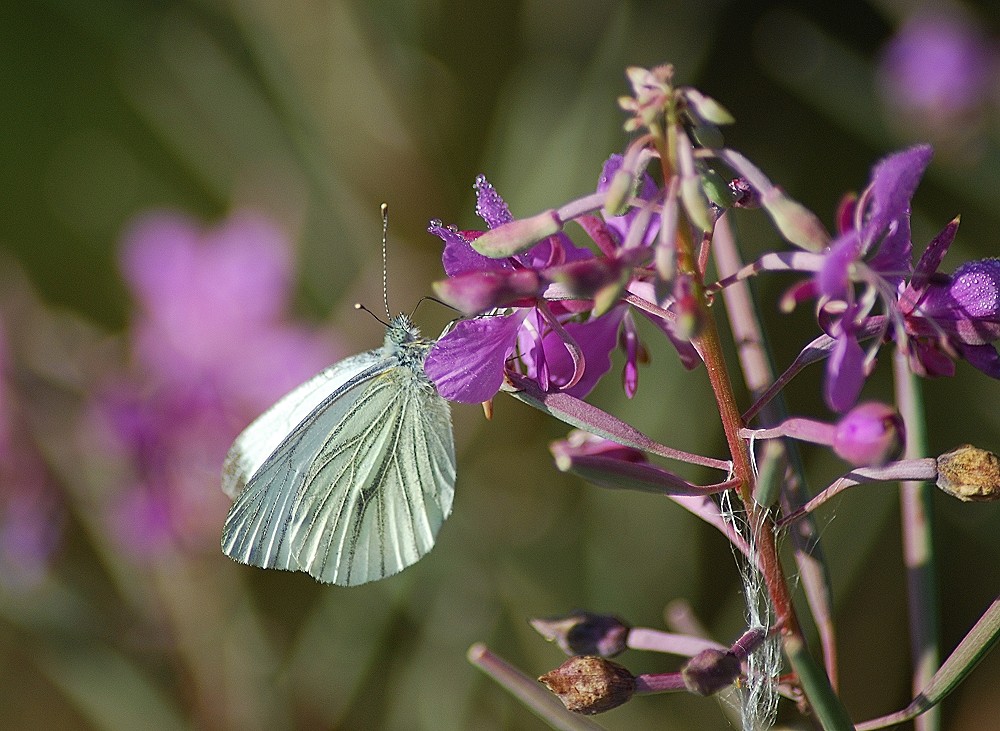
left=221, top=363, right=388, bottom=572
left=290, top=367, right=455, bottom=585
left=222, top=358, right=455, bottom=585
left=221, top=351, right=382, bottom=499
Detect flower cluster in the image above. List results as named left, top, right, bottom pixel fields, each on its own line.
left=426, top=144, right=1000, bottom=427
left=431, top=64, right=1000, bottom=727
left=424, top=160, right=699, bottom=405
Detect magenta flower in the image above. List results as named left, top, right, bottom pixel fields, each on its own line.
left=896, top=218, right=1000, bottom=378
left=720, top=146, right=933, bottom=411
left=426, top=159, right=697, bottom=404
left=92, top=209, right=339, bottom=556
left=426, top=170, right=643, bottom=403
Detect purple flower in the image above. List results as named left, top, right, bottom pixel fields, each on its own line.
left=426, top=172, right=646, bottom=404
left=896, top=219, right=1000, bottom=378
left=775, top=146, right=933, bottom=410
left=92, top=209, right=339, bottom=556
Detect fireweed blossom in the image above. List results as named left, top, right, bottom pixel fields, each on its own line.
left=424, top=160, right=698, bottom=404
left=89, top=210, right=337, bottom=556
left=717, top=145, right=953, bottom=411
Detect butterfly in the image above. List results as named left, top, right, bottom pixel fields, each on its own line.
left=221, top=313, right=456, bottom=585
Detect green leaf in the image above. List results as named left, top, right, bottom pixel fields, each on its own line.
left=856, top=597, right=1000, bottom=730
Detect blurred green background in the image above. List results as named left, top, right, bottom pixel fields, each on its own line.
left=2, top=0, right=1000, bottom=729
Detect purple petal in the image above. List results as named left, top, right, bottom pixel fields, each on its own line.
left=825, top=333, right=866, bottom=412
left=908, top=218, right=960, bottom=295
left=864, top=145, right=933, bottom=239
left=909, top=339, right=956, bottom=378
left=425, top=312, right=528, bottom=403
left=475, top=175, right=513, bottom=229
left=597, top=154, right=625, bottom=193
left=943, top=258, right=1000, bottom=320
left=863, top=145, right=933, bottom=276
left=957, top=343, right=1000, bottom=378
left=816, top=233, right=860, bottom=300
left=917, top=258, right=1000, bottom=344
left=533, top=307, right=626, bottom=398
left=430, top=222, right=510, bottom=277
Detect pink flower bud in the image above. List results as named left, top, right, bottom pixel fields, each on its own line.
left=832, top=402, right=905, bottom=467
left=470, top=210, right=563, bottom=258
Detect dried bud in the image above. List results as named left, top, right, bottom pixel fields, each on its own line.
left=471, top=210, right=563, bottom=258
left=530, top=611, right=631, bottom=657
left=681, top=648, right=742, bottom=696
left=937, top=445, right=1000, bottom=501
left=833, top=402, right=905, bottom=467
left=539, top=656, right=636, bottom=714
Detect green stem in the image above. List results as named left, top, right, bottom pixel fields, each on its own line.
left=893, top=349, right=940, bottom=731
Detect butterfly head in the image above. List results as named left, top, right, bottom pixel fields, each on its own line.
left=385, top=313, right=436, bottom=369
left=386, top=313, right=421, bottom=345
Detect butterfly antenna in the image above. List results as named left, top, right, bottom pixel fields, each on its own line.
left=354, top=302, right=389, bottom=327
left=381, top=202, right=391, bottom=320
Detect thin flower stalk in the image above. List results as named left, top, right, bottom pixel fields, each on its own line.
left=713, top=212, right=841, bottom=689
left=893, top=348, right=941, bottom=731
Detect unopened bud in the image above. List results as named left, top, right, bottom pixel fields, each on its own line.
left=603, top=168, right=636, bottom=217
left=937, top=445, right=1000, bottom=502
left=471, top=210, right=563, bottom=258
left=539, top=656, right=636, bottom=714
left=761, top=187, right=830, bottom=252
left=433, top=269, right=542, bottom=314
left=681, top=648, right=742, bottom=696
left=833, top=402, right=905, bottom=467
left=681, top=87, right=735, bottom=126
left=530, top=611, right=630, bottom=657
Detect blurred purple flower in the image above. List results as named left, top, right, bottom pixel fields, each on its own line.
left=92, top=209, right=339, bottom=557
left=878, top=11, right=996, bottom=144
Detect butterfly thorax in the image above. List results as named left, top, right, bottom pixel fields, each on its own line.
left=385, top=313, right=434, bottom=370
